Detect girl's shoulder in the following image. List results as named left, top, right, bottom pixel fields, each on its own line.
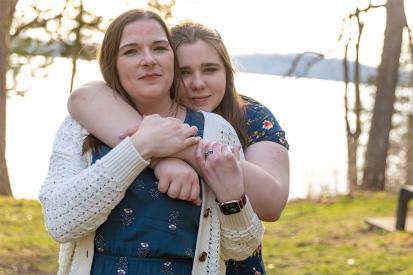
left=240, top=95, right=289, bottom=149
left=240, top=95, right=272, bottom=119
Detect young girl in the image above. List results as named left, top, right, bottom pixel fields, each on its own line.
left=40, top=10, right=263, bottom=275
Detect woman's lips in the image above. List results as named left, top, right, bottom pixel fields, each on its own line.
left=139, top=74, right=161, bottom=80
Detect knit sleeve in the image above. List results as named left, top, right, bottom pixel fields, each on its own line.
left=218, top=199, right=265, bottom=261
left=39, top=116, right=149, bottom=243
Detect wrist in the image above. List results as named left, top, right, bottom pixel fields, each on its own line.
left=215, top=184, right=244, bottom=203
left=149, top=157, right=161, bottom=169
left=131, top=136, right=152, bottom=161
left=217, top=194, right=247, bottom=215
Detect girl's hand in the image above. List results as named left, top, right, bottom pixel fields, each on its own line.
left=154, top=158, right=201, bottom=206
left=130, top=114, right=200, bottom=160
left=195, top=141, right=244, bottom=202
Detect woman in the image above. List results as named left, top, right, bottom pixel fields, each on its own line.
left=40, top=9, right=263, bottom=275
left=68, top=21, right=289, bottom=274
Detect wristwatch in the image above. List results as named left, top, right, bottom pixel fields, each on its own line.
left=217, top=194, right=247, bottom=215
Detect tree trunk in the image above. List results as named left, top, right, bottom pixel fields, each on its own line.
left=344, top=42, right=358, bottom=194
left=406, top=114, right=413, bottom=186
left=0, top=0, right=18, bottom=196
left=362, top=0, right=406, bottom=190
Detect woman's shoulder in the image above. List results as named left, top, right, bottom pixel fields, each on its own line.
left=200, top=111, right=228, bottom=125
left=52, top=116, right=89, bottom=149
left=200, top=111, right=241, bottom=146
left=56, top=116, right=89, bottom=135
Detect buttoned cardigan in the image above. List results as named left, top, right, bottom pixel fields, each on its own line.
left=39, top=112, right=264, bottom=275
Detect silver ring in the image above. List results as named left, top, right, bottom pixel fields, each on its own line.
left=204, top=149, right=213, bottom=159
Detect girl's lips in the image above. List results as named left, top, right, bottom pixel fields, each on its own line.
left=192, top=96, right=210, bottom=105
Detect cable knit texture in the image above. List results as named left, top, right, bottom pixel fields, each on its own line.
left=40, top=114, right=264, bottom=275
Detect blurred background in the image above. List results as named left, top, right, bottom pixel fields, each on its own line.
left=2, top=0, right=412, bottom=200
left=2, top=0, right=413, bottom=274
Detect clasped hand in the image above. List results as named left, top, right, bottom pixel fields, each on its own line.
left=128, top=114, right=200, bottom=160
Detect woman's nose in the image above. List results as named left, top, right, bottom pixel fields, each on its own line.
left=141, top=50, right=156, bottom=66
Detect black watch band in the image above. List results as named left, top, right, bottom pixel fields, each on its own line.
left=217, top=194, right=247, bottom=215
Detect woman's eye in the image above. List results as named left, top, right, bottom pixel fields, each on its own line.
left=123, top=49, right=136, bottom=55
left=154, top=46, right=167, bottom=51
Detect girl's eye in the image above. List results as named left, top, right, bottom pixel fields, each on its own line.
left=180, top=70, right=191, bottom=76
left=204, top=67, right=217, bottom=73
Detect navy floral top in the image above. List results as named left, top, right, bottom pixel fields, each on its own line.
left=90, top=109, right=204, bottom=275
left=226, top=96, right=289, bottom=275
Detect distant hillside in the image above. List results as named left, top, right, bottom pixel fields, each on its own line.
left=232, top=53, right=378, bottom=83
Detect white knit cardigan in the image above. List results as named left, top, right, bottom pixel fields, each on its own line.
left=39, top=112, right=264, bottom=275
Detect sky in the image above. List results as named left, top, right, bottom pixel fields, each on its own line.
left=80, top=0, right=412, bottom=67
left=15, top=0, right=413, bottom=67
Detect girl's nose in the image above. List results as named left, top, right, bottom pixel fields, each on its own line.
left=190, top=73, right=206, bottom=91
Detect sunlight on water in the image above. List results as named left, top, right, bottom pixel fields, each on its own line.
left=6, top=59, right=347, bottom=200
left=235, top=73, right=347, bottom=199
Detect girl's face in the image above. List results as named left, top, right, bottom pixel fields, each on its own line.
left=116, top=19, right=174, bottom=113
left=176, top=39, right=226, bottom=112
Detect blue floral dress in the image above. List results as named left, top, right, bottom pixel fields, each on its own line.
left=90, top=109, right=204, bottom=275
left=225, top=96, right=289, bottom=275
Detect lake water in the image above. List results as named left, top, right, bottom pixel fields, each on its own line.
left=6, top=58, right=348, bottom=200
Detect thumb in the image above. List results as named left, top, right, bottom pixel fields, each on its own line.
left=193, top=198, right=202, bottom=206
left=118, top=125, right=139, bottom=140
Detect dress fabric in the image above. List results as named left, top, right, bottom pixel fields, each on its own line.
left=91, top=109, right=204, bottom=275
left=226, top=97, right=289, bottom=275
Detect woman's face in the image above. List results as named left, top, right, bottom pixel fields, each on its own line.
left=116, top=19, right=174, bottom=112
left=176, top=39, right=226, bottom=112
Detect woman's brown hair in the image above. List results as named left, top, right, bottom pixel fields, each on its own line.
left=171, top=22, right=248, bottom=148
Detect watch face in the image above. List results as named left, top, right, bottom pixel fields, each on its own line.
left=221, top=202, right=241, bottom=215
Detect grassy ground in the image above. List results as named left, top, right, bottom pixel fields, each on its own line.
left=0, top=197, right=58, bottom=275
left=1, top=192, right=412, bottom=274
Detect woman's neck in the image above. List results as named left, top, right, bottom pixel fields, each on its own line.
left=136, top=98, right=186, bottom=121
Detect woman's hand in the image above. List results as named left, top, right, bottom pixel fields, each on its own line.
left=129, top=114, right=200, bottom=160
left=154, top=158, right=201, bottom=206
left=195, top=141, right=244, bottom=202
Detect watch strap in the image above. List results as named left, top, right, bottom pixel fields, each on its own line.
left=217, top=194, right=247, bottom=215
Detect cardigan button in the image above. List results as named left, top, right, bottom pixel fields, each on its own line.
left=203, top=208, right=211, bottom=218
left=198, top=251, right=208, bottom=262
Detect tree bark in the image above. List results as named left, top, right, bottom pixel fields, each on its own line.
left=362, top=0, right=406, bottom=190
left=406, top=114, right=413, bottom=186
left=0, top=0, right=18, bottom=196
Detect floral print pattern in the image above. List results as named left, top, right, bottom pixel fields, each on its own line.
left=226, top=244, right=265, bottom=274
left=262, top=120, right=273, bottom=130
left=245, top=97, right=289, bottom=150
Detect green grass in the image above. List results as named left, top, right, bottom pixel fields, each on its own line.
left=1, top=192, right=412, bottom=274
left=263, top=192, right=413, bottom=274
left=0, top=197, right=58, bottom=275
